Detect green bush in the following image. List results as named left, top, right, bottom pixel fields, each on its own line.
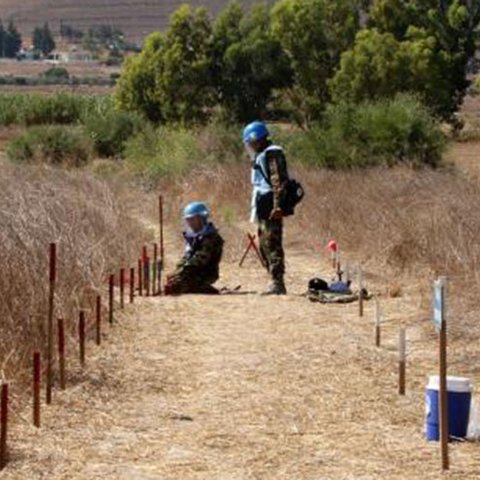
left=43, top=67, right=70, bottom=80
left=124, top=117, right=245, bottom=184
left=276, top=95, right=446, bottom=168
left=83, top=110, right=146, bottom=158
left=7, top=126, right=93, bottom=166
left=0, top=93, right=114, bottom=127
left=125, top=126, right=203, bottom=182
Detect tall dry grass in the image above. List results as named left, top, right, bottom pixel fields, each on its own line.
left=156, top=162, right=480, bottom=351
left=0, top=163, right=145, bottom=390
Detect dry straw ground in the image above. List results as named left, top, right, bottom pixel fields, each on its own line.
left=2, top=142, right=480, bottom=478
left=2, top=243, right=480, bottom=479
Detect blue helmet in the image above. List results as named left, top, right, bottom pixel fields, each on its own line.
left=183, top=202, right=210, bottom=219
left=243, top=121, right=270, bottom=144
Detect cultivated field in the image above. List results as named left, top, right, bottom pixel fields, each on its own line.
left=0, top=60, right=120, bottom=78
left=0, top=0, right=259, bottom=41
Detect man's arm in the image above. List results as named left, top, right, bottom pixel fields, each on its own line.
left=266, top=149, right=288, bottom=214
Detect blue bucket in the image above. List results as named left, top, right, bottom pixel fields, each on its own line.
left=425, top=376, right=472, bottom=441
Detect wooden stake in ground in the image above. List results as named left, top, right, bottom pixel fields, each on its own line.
left=399, top=328, right=406, bottom=395
left=79, top=311, right=86, bottom=367
left=120, top=268, right=125, bottom=309
left=153, top=243, right=158, bottom=295
left=109, top=274, right=114, bottom=324
left=158, top=259, right=163, bottom=295
left=158, top=195, right=165, bottom=295
left=129, top=267, right=135, bottom=304
left=142, top=246, right=148, bottom=294
left=146, top=258, right=152, bottom=297
left=0, top=383, right=8, bottom=470
left=33, top=352, right=41, bottom=427
left=434, top=277, right=449, bottom=471
left=374, top=299, right=381, bottom=347
left=138, top=259, right=143, bottom=297
left=46, top=242, right=57, bottom=405
left=159, top=195, right=164, bottom=262
left=96, top=296, right=102, bottom=346
left=359, top=267, right=364, bottom=318
left=57, top=319, right=66, bottom=390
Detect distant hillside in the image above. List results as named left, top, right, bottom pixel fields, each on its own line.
left=0, top=0, right=256, bottom=43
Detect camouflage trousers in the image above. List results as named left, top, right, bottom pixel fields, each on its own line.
left=258, top=218, right=285, bottom=283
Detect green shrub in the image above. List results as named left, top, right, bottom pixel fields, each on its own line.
left=125, top=126, right=202, bottom=183
left=83, top=110, right=146, bottom=158
left=0, top=93, right=114, bottom=127
left=124, top=117, right=245, bottom=184
left=277, top=95, right=446, bottom=168
left=7, top=126, right=93, bottom=166
left=43, top=67, right=70, bottom=80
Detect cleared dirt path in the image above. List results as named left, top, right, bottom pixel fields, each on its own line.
left=2, top=251, right=480, bottom=479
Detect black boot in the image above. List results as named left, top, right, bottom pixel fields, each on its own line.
left=262, top=280, right=287, bottom=296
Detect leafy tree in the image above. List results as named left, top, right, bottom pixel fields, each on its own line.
left=0, top=21, right=5, bottom=58
left=158, top=5, right=213, bottom=122
left=33, top=23, right=56, bottom=56
left=115, top=33, right=164, bottom=122
left=329, top=28, right=455, bottom=119
left=116, top=6, right=213, bottom=124
left=210, top=2, right=244, bottom=114
left=60, top=22, right=84, bottom=42
left=355, top=0, right=480, bottom=120
left=211, top=2, right=293, bottom=122
left=4, top=21, right=21, bottom=58
left=271, top=0, right=360, bottom=124
left=368, top=0, right=416, bottom=38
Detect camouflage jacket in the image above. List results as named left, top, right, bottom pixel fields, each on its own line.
left=173, top=223, right=224, bottom=284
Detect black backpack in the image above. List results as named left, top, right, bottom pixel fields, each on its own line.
left=280, top=178, right=305, bottom=216
left=254, top=154, right=305, bottom=218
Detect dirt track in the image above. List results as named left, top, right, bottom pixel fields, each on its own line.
left=2, top=94, right=480, bottom=478
left=2, top=248, right=480, bottom=479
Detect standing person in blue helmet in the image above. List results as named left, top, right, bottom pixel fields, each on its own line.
left=243, top=121, right=290, bottom=295
left=165, top=202, right=224, bottom=295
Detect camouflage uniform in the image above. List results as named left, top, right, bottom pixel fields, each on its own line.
left=253, top=146, right=289, bottom=285
left=258, top=218, right=285, bottom=282
left=167, top=223, right=224, bottom=295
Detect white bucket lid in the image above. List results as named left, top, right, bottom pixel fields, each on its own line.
left=427, top=375, right=472, bottom=393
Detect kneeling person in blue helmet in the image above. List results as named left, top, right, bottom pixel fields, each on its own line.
left=165, top=202, right=224, bottom=295
left=243, top=121, right=289, bottom=295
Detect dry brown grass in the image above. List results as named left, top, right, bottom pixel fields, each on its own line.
left=152, top=162, right=480, bottom=349
left=2, top=154, right=480, bottom=478
left=0, top=162, right=145, bottom=390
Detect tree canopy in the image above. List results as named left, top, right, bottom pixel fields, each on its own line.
left=33, top=23, right=56, bottom=56
left=116, top=0, right=480, bottom=125
left=0, top=20, right=22, bottom=58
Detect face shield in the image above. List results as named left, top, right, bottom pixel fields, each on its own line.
left=244, top=142, right=257, bottom=161
left=185, top=214, right=207, bottom=234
